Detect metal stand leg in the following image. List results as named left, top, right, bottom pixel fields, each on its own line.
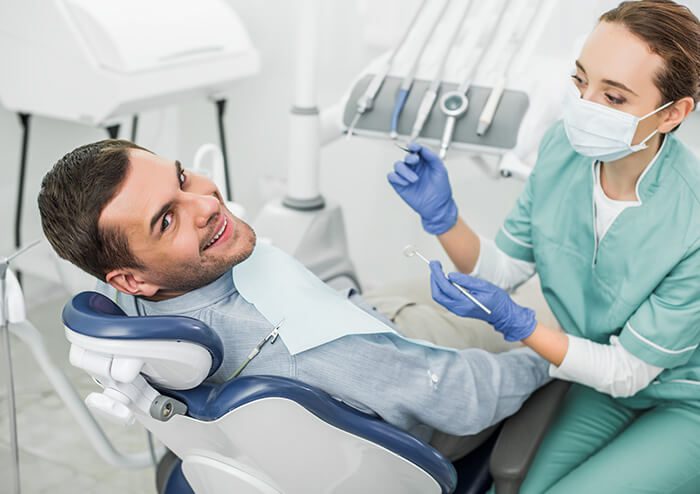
left=14, top=113, right=31, bottom=287
left=131, top=115, right=139, bottom=143
left=105, top=124, right=121, bottom=139
left=215, top=99, right=233, bottom=201
left=1, top=266, right=22, bottom=494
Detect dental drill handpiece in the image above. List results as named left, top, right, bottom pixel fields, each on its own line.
left=403, top=245, right=491, bottom=315
left=410, top=0, right=475, bottom=142
left=346, top=0, right=429, bottom=140
left=438, top=0, right=512, bottom=159
left=390, top=0, right=451, bottom=140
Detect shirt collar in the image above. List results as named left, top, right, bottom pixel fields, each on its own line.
left=591, top=132, right=674, bottom=205
left=135, top=269, right=237, bottom=315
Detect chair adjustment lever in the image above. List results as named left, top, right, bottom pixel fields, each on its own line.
left=150, top=395, right=188, bottom=422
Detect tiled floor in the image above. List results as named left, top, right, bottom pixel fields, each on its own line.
left=0, top=277, right=157, bottom=494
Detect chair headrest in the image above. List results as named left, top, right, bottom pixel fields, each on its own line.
left=63, top=292, right=224, bottom=378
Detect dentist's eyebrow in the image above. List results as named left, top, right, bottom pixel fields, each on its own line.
left=149, top=161, right=182, bottom=234
left=576, top=60, right=638, bottom=96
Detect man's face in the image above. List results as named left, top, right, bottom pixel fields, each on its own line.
left=100, top=149, right=256, bottom=299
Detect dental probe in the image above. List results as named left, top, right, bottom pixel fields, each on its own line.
left=438, top=0, right=512, bottom=159
left=476, top=0, right=543, bottom=136
left=390, top=0, right=451, bottom=140
left=346, top=0, right=429, bottom=140
left=409, top=0, right=476, bottom=142
left=403, top=245, right=491, bottom=315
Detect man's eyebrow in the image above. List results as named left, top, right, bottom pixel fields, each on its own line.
left=148, top=161, right=182, bottom=234
left=576, top=60, right=638, bottom=96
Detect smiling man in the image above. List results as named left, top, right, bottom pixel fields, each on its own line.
left=38, top=139, right=549, bottom=460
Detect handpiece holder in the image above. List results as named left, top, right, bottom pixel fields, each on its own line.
left=343, top=75, right=529, bottom=155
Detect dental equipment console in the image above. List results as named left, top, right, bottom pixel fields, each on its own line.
left=343, top=0, right=531, bottom=158
left=343, top=75, right=529, bottom=155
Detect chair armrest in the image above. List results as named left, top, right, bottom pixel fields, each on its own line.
left=489, top=380, right=571, bottom=494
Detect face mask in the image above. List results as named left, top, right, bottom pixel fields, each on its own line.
left=563, top=84, right=673, bottom=162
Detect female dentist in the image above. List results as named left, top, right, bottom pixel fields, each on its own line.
left=389, top=1, right=700, bottom=492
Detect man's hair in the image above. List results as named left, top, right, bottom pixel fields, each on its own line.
left=601, top=0, right=700, bottom=113
left=38, top=139, right=150, bottom=281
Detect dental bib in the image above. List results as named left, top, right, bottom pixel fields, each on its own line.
left=232, top=242, right=397, bottom=355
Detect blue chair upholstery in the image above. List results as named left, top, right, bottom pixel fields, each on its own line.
left=63, top=291, right=224, bottom=378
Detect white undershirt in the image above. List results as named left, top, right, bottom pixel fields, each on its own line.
left=470, top=152, right=668, bottom=397
left=593, top=161, right=639, bottom=241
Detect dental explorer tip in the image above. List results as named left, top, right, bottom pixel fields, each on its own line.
left=394, top=142, right=411, bottom=153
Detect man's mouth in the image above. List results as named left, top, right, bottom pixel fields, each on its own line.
left=204, top=216, right=229, bottom=250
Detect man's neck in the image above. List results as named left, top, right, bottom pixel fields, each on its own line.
left=600, top=133, right=663, bottom=201
left=141, top=289, right=187, bottom=302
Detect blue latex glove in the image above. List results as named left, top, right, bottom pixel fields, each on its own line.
left=429, top=260, right=537, bottom=341
left=387, top=143, right=458, bottom=235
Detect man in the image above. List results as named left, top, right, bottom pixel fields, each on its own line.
left=38, top=140, right=550, bottom=460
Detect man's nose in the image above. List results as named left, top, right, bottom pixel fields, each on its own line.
left=188, top=194, right=220, bottom=228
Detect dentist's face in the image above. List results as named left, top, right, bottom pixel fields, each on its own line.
left=99, top=149, right=256, bottom=299
left=572, top=21, right=668, bottom=145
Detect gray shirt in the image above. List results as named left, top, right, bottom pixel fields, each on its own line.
left=97, top=271, right=549, bottom=439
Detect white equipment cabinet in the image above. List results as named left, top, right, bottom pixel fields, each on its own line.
left=0, top=0, right=259, bottom=125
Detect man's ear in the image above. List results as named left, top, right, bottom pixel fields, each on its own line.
left=105, top=269, right=160, bottom=298
left=659, top=96, right=695, bottom=133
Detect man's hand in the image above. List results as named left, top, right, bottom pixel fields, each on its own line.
left=387, top=143, right=458, bottom=235
left=430, top=260, right=537, bottom=342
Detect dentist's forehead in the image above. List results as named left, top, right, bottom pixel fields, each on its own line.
left=580, top=21, right=664, bottom=100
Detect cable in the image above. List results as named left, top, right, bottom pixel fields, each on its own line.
left=215, top=99, right=233, bottom=201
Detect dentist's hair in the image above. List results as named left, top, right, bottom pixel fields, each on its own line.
left=601, top=0, right=700, bottom=110
left=38, top=140, right=150, bottom=281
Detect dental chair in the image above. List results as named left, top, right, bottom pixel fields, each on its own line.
left=63, top=291, right=569, bottom=494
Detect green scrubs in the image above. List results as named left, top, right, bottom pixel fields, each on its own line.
left=495, top=121, right=700, bottom=492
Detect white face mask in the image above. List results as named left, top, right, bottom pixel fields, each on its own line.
left=563, top=84, right=673, bottom=162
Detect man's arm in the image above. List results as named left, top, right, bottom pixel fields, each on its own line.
left=294, top=334, right=551, bottom=437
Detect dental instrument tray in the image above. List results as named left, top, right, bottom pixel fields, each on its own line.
left=343, top=75, right=528, bottom=152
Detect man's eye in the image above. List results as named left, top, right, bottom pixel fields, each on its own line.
left=161, top=212, right=173, bottom=232
left=179, top=170, right=187, bottom=188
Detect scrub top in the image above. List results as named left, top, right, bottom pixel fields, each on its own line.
left=495, top=121, right=700, bottom=407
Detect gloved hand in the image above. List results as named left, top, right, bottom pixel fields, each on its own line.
left=387, top=143, right=458, bottom=235
left=429, top=261, right=537, bottom=341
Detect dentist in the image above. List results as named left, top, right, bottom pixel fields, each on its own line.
left=389, top=1, right=700, bottom=492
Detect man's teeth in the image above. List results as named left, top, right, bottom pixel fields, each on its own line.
left=205, top=217, right=227, bottom=248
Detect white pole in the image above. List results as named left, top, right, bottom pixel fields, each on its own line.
left=285, top=0, right=323, bottom=207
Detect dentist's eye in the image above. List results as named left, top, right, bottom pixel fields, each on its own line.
left=605, top=93, right=625, bottom=105
left=161, top=212, right=173, bottom=232
left=570, top=74, right=587, bottom=86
